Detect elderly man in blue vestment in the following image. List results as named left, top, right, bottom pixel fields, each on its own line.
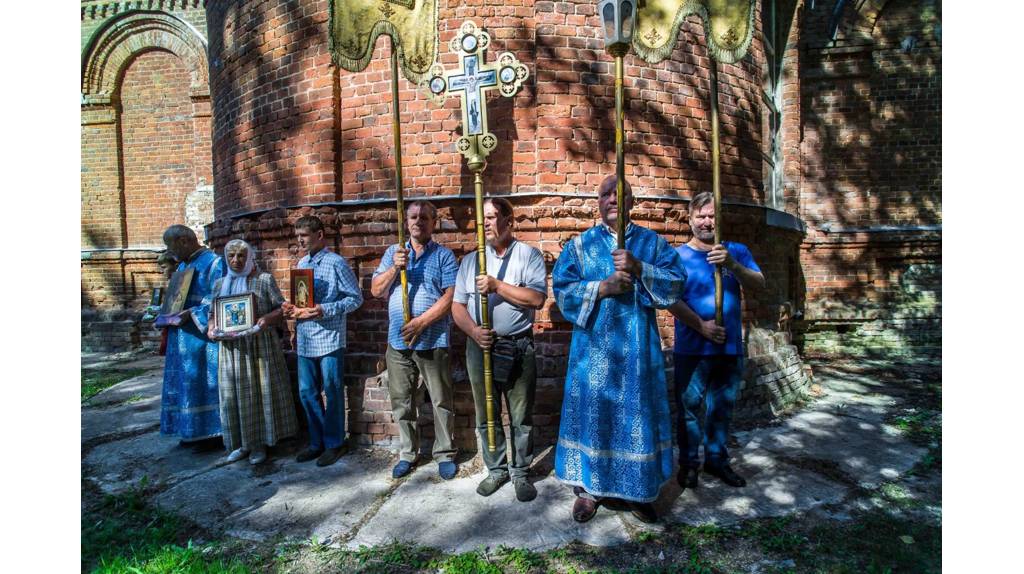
left=552, top=176, right=686, bottom=524
left=159, top=225, right=227, bottom=445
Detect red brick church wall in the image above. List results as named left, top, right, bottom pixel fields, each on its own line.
left=796, top=0, right=941, bottom=358
left=204, top=0, right=812, bottom=450
left=81, top=3, right=214, bottom=351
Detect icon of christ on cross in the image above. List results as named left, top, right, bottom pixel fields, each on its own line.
left=425, top=20, right=528, bottom=167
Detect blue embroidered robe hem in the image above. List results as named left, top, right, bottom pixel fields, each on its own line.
left=552, top=224, right=686, bottom=503
left=160, top=249, right=226, bottom=440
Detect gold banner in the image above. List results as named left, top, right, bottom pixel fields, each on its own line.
left=329, top=0, right=438, bottom=84
left=633, top=0, right=756, bottom=64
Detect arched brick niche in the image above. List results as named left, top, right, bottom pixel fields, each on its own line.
left=205, top=0, right=813, bottom=450
left=81, top=7, right=215, bottom=351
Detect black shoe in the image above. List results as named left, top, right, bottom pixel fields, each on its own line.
left=316, top=444, right=349, bottom=467
left=630, top=502, right=658, bottom=523
left=677, top=467, right=699, bottom=490
left=704, top=463, right=746, bottom=487
left=295, top=446, right=324, bottom=463
left=476, top=475, right=509, bottom=497
left=513, top=478, right=537, bottom=502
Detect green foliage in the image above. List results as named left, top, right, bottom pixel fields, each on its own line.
left=496, top=545, right=548, bottom=573
left=351, top=541, right=436, bottom=570
left=804, top=510, right=941, bottom=573
left=92, top=543, right=250, bottom=574
left=633, top=530, right=657, bottom=543
left=82, top=485, right=251, bottom=574
left=82, top=368, right=148, bottom=401
left=891, top=410, right=941, bottom=445
left=742, top=516, right=808, bottom=556
left=430, top=549, right=502, bottom=574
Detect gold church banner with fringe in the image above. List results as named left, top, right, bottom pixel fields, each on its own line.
left=329, top=0, right=438, bottom=84
left=633, top=0, right=756, bottom=64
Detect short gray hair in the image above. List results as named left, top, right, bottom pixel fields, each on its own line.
left=162, top=224, right=197, bottom=244
left=689, top=192, right=714, bottom=214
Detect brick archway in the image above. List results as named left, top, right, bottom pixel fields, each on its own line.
left=81, top=10, right=209, bottom=105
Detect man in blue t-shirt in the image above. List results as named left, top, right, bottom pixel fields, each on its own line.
left=669, top=192, right=765, bottom=490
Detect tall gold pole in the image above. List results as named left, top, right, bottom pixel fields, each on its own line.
left=614, top=54, right=626, bottom=249
left=709, top=58, right=723, bottom=326
left=473, top=171, right=497, bottom=452
left=390, top=38, right=411, bottom=323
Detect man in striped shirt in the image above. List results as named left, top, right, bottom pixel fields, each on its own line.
left=283, top=215, right=363, bottom=467
left=371, top=200, right=460, bottom=480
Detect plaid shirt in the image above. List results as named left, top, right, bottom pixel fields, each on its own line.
left=373, top=241, right=458, bottom=351
left=296, top=248, right=363, bottom=358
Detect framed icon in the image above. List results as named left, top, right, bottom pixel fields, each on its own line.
left=150, top=287, right=164, bottom=307
left=215, top=292, right=256, bottom=334
left=290, top=268, right=315, bottom=308
left=160, top=267, right=195, bottom=316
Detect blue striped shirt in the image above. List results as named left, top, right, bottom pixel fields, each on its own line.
left=296, top=248, right=363, bottom=358
left=373, top=241, right=458, bottom=350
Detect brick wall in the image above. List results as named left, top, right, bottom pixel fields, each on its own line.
left=121, top=50, right=197, bottom=247
left=202, top=0, right=812, bottom=450
left=81, top=2, right=215, bottom=351
left=796, top=0, right=941, bottom=359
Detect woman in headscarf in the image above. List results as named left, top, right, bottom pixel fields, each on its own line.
left=207, top=239, right=299, bottom=464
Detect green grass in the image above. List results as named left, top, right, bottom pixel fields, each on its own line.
left=82, top=487, right=252, bottom=574
left=82, top=368, right=149, bottom=401
left=496, top=545, right=548, bottom=573
left=430, top=549, right=503, bottom=574
left=801, top=510, right=941, bottom=573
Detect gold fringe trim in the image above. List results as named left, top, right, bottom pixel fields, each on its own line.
left=633, top=0, right=756, bottom=65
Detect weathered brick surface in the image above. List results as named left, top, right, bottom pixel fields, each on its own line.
left=796, top=0, right=942, bottom=358
left=80, top=0, right=942, bottom=446
left=81, top=1, right=215, bottom=351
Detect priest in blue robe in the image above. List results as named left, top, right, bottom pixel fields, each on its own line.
left=159, top=225, right=227, bottom=444
left=552, top=176, right=686, bottom=524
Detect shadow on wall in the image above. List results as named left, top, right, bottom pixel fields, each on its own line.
left=796, top=0, right=942, bottom=358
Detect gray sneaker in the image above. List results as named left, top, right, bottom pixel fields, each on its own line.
left=476, top=474, right=509, bottom=497
left=513, top=478, right=537, bottom=502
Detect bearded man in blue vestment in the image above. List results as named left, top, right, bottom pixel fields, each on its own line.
left=552, top=176, right=686, bottom=524
left=159, top=225, right=227, bottom=443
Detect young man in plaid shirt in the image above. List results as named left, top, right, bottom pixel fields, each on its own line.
left=283, top=215, right=363, bottom=467
left=371, top=200, right=460, bottom=480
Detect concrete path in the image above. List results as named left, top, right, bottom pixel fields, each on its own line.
left=81, top=355, right=931, bottom=553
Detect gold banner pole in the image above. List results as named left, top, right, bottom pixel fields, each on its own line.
left=473, top=171, right=497, bottom=452
left=427, top=20, right=528, bottom=452
left=709, top=58, right=723, bottom=326
left=390, top=38, right=411, bottom=323
left=614, top=53, right=626, bottom=249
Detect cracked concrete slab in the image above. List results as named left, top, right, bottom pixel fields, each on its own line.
left=81, top=354, right=935, bottom=551
left=348, top=468, right=630, bottom=553
left=153, top=452, right=393, bottom=543
left=657, top=449, right=849, bottom=525
left=84, top=431, right=225, bottom=494
left=84, top=370, right=163, bottom=408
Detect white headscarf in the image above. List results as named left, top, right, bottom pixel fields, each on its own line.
left=219, top=239, right=256, bottom=297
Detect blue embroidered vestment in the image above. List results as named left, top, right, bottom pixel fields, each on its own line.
left=160, top=249, right=227, bottom=440
left=552, top=224, right=686, bottom=502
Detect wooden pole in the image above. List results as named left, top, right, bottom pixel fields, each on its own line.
left=473, top=171, right=497, bottom=452
left=710, top=58, right=723, bottom=326
left=390, top=38, right=411, bottom=323
left=614, top=54, right=626, bottom=249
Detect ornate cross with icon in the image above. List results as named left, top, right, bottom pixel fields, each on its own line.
left=425, top=20, right=528, bottom=171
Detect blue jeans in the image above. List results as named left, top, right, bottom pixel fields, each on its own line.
left=674, top=354, right=743, bottom=469
left=297, top=348, right=346, bottom=450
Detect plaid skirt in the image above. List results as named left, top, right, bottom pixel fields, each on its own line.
left=217, top=328, right=299, bottom=451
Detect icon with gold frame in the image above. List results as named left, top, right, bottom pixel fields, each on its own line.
left=290, top=268, right=315, bottom=308
left=215, top=292, right=256, bottom=334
